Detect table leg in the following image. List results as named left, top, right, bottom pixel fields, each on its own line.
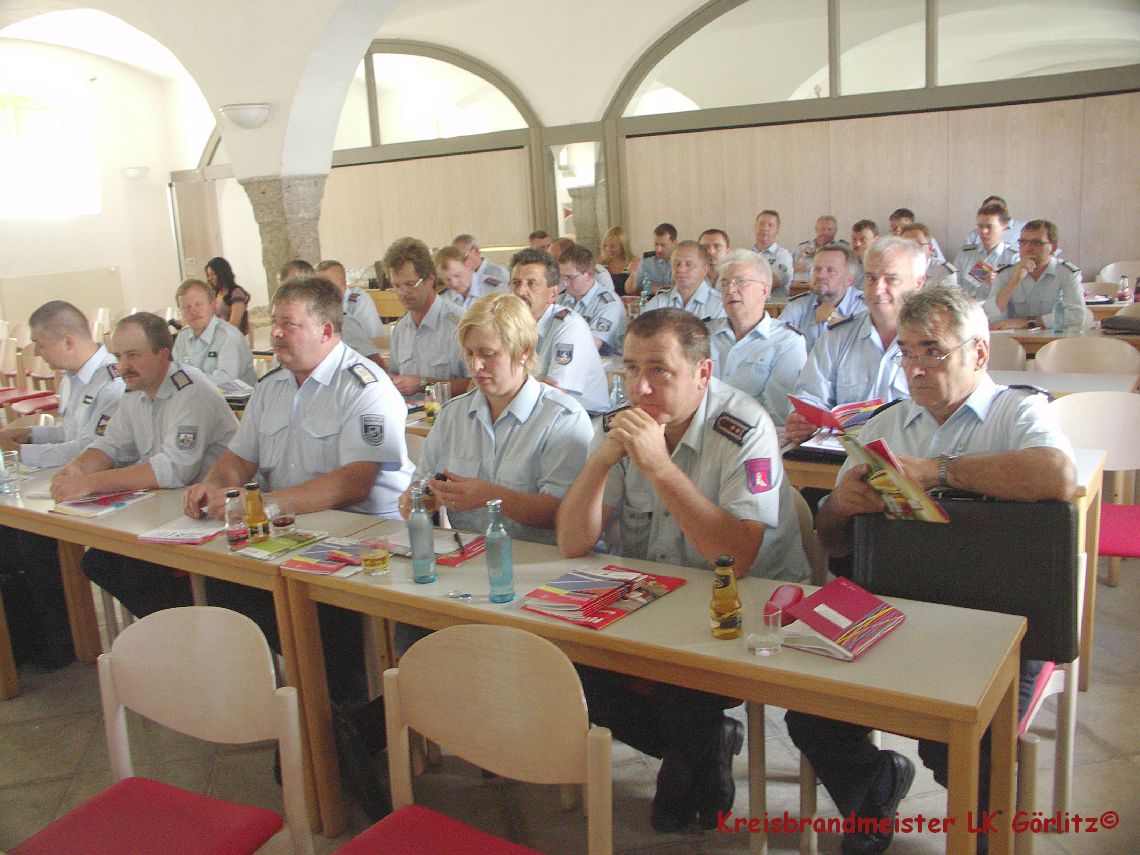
left=746, top=701, right=767, bottom=855
left=988, top=665, right=1017, bottom=855
left=58, top=541, right=100, bottom=662
left=285, top=576, right=347, bottom=837
left=1079, top=475, right=1103, bottom=692
left=946, top=720, right=981, bottom=855
left=0, top=586, right=18, bottom=699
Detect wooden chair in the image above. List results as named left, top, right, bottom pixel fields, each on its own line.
left=1033, top=336, right=1140, bottom=374
left=1097, top=260, right=1140, bottom=284
left=369, top=289, right=406, bottom=322
left=335, top=624, right=613, bottom=855
left=988, top=334, right=1027, bottom=370
left=792, top=487, right=827, bottom=585
left=10, top=607, right=314, bottom=855
left=1051, top=391, right=1140, bottom=587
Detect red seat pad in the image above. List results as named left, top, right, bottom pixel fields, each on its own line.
left=1018, top=661, right=1057, bottom=737
left=1099, top=504, right=1140, bottom=558
left=11, top=776, right=283, bottom=855
left=335, top=804, right=543, bottom=855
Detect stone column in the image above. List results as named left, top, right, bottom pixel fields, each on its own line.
left=240, top=174, right=327, bottom=297
left=569, top=185, right=600, bottom=254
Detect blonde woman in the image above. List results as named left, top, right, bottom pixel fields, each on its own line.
left=598, top=225, right=634, bottom=293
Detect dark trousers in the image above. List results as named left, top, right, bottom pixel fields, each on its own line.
left=204, top=578, right=365, bottom=705
left=786, top=659, right=1043, bottom=819
left=82, top=548, right=193, bottom=619
left=0, top=526, right=72, bottom=652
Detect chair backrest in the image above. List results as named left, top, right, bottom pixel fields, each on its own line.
left=1033, top=336, right=1140, bottom=374
left=852, top=498, right=1079, bottom=663
left=1050, top=391, right=1140, bottom=472
left=987, top=334, right=1027, bottom=370
left=1098, top=260, right=1140, bottom=284
left=99, top=606, right=313, bottom=854
left=792, top=488, right=828, bottom=585
left=385, top=624, right=611, bottom=852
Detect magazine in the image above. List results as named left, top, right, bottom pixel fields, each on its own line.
left=783, top=577, right=905, bottom=661
left=234, top=529, right=327, bottom=560
left=837, top=434, right=949, bottom=523
left=51, top=490, right=156, bottom=518
left=281, top=537, right=365, bottom=575
left=138, top=515, right=226, bottom=544
left=789, top=395, right=884, bottom=431
left=522, top=566, right=686, bottom=630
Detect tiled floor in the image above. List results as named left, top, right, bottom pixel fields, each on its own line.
left=2, top=559, right=1137, bottom=853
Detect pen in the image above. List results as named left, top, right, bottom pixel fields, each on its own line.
left=453, top=532, right=466, bottom=554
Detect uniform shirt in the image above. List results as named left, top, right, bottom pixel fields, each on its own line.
left=389, top=295, right=467, bottom=380
left=836, top=374, right=1074, bottom=484
left=556, top=281, right=626, bottom=356
left=171, top=316, right=257, bottom=387
left=791, top=238, right=851, bottom=284
left=534, top=304, right=611, bottom=413
left=593, top=265, right=616, bottom=293
left=924, top=258, right=959, bottom=288
left=928, top=234, right=946, bottom=262
left=753, top=243, right=794, bottom=291
left=963, top=218, right=1028, bottom=254
left=638, top=255, right=673, bottom=288
left=707, top=314, right=807, bottom=425
left=599, top=377, right=809, bottom=581
left=415, top=376, right=593, bottom=544
left=984, top=257, right=1084, bottom=329
left=344, top=287, right=384, bottom=338
left=440, top=271, right=505, bottom=310
left=791, top=313, right=910, bottom=410
left=89, top=363, right=237, bottom=489
left=953, top=243, right=1020, bottom=300
left=340, top=314, right=380, bottom=357
left=230, top=341, right=413, bottom=518
left=779, top=287, right=867, bottom=353
left=643, top=279, right=727, bottom=320
left=21, top=345, right=125, bottom=469
left=474, top=258, right=509, bottom=295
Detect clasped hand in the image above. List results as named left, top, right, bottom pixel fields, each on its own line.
left=597, top=407, right=670, bottom=472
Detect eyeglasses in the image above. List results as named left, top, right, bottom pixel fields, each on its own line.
left=719, top=277, right=768, bottom=291
left=892, top=337, right=976, bottom=369
left=392, top=278, right=424, bottom=292
left=559, top=270, right=587, bottom=286
left=1017, top=238, right=1048, bottom=248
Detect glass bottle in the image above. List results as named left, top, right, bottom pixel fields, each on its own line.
left=1051, top=287, right=1066, bottom=334
left=224, top=489, right=249, bottom=547
left=484, top=498, right=514, bottom=603
left=423, top=383, right=439, bottom=425
left=244, top=482, right=270, bottom=542
left=408, top=486, right=437, bottom=584
left=1117, top=275, right=1131, bottom=303
left=609, top=372, right=628, bottom=409
left=640, top=271, right=652, bottom=300
left=710, top=555, right=743, bottom=640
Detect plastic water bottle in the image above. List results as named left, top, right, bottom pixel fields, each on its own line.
left=224, top=489, right=249, bottom=547
left=609, top=373, right=628, bottom=409
left=1051, top=287, right=1066, bottom=334
left=640, top=271, right=652, bottom=300
left=408, top=486, right=437, bottom=584
left=484, top=499, right=514, bottom=603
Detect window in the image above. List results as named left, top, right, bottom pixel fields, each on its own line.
left=838, top=0, right=925, bottom=95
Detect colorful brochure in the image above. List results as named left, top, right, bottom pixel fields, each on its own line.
left=523, top=565, right=686, bottom=630
left=783, top=577, right=905, bottom=660
left=51, top=490, right=156, bottom=518
left=838, top=434, right=950, bottom=523
left=234, top=529, right=327, bottom=560
left=789, top=395, right=884, bottom=431
left=138, top=515, right=226, bottom=544
left=281, top=537, right=365, bottom=574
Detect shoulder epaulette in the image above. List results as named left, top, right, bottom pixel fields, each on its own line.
left=784, top=322, right=804, bottom=337
left=170, top=369, right=193, bottom=391
left=597, top=290, right=616, bottom=304
left=1061, top=260, right=1080, bottom=274
left=787, top=291, right=810, bottom=302
left=258, top=365, right=284, bottom=382
left=554, top=308, right=571, bottom=321
left=483, top=276, right=502, bottom=288
left=1004, top=383, right=1053, bottom=402
left=867, top=398, right=905, bottom=419
left=107, top=363, right=121, bottom=380
left=348, top=291, right=360, bottom=302
left=995, top=263, right=1014, bottom=273
left=962, top=243, right=979, bottom=251
left=349, top=362, right=377, bottom=386
left=642, top=250, right=655, bottom=259
left=828, top=314, right=857, bottom=330
left=944, top=262, right=958, bottom=274
left=712, top=411, right=753, bottom=446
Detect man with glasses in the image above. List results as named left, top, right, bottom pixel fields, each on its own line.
left=900, top=222, right=957, bottom=287
left=707, top=250, right=806, bottom=425
left=556, top=243, right=626, bottom=356
left=787, top=285, right=1076, bottom=855
left=785, top=236, right=925, bottom=443
left=888, top=207, right=946, bottom=261
left=643, top=240, right=726, bottom=320
left=510, top=247, right=610, bottom=412
left=780, top=243, right=867, bottom=353
left=953, top=202, right=1020, bottom=300
left=384, top=237, right=468, bottom=397
left=984, top=220, right=1083, bottom=330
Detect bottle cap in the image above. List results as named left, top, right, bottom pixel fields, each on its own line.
left=714, top=554, right=734, bottom=568
left=244, top=482, right=259, bottom=491
left=486, top=498, right=502, bottom=510
left=225, top=489, right=240, bottom=498
left=411, top=485, right=423, bottom=498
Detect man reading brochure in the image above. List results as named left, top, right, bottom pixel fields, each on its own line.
left=789, top=285, right=1076, bottom=855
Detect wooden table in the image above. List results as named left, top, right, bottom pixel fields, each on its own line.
left=285, top=532, right=1025, bottom=853
left=1086, top=300, right=1131, bottom=323
left=1001, top=327, right=1140, bottom=356
left=989, top=370, right=1139, bottom=396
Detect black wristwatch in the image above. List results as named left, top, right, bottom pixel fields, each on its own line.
left=936, top=454, right=955, bottom=489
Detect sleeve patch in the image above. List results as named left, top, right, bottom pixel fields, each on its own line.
left=594, top=318, right=612, bottom=332
left=349, top=363, right=377, bottom=386
left=555, top=343, right=574, bottom=364
left=176, top=425, right=198, bottom=449
left=554, top=308, right=571, bottom=321
left=171, top=370, right=193, bottom=390
left=745, top=458, right=773, bottom=493
left=360, top=414, right=385, bottom=446
left=107, top=363, right=120, bottom=379
left=95, top=414, right=111, bottom=436
left=348, top=291, right=360, bottom=302
left=713, top=411, right=753, bottom=446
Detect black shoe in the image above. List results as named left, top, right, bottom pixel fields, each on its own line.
left=331, top=700, right=392, bottom=822
left=34, top=643, right=76, bottom=672
left=841, top=749, right=915, bottom=854
left=697, top=716, right=745, bottom=830
left=650, top=756, right=697, bottom=832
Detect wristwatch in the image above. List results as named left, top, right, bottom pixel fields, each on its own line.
left=936, top=454, right=956, bottom=489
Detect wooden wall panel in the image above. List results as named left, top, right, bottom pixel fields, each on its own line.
left=1080, top=92, right=1140, bottom=277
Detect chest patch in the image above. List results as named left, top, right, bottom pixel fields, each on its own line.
left=713, top=411, right=752, bottom=446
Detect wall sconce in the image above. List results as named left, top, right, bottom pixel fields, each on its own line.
left=219, top=103, right=271, bottom=130
left=120, top=166, right=149, bottom=180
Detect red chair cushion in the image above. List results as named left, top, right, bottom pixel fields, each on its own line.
left=9, top=395, right=59, bottom=417
left=1099, top=503, right=1140, bottom=558
left=11, top=776, right=283, bottom=855
left=335, top=804, right=542, bottom=854
left=1018, top=661, right=1057, bottom=737
left=0, top=389, right=53, bottom=406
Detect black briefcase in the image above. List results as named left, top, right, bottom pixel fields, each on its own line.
left=851, top=496, right=1078, bottom=663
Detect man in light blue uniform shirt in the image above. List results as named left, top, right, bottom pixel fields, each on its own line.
left=437, top=244, right=503, bottom=310
left=556, top=243, right=626, bottom=356
left=791, top=214, right=841, bottom=283
left=900, top=222, right=957, bottom=287
left=752, top=210, right=795, bottom=295
left=382, top=237, right=469, bottom=397
left=779, top=243, right=866, bottom=353
left=785, top=236, right=925, bottom=443
left=789, top=285, right=1076, bottom=855
left=452, top=233, right=509, bottom=296
left=510, top=247, right=611, bottom=413
left=317, top=259, right=384, bottom=339
left=953, top=202, right=1019, bottom=300
left=961, top=195, right=1032, bottom=255
left=707, top=249, right=806, bottom=425
left=171, top=279, right=257, bottom=386
left=643, top=240, right=726, bottom=320
left=629, top=223, right=677, bottom=293
left=985, top=220, right=1083, bottom=330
